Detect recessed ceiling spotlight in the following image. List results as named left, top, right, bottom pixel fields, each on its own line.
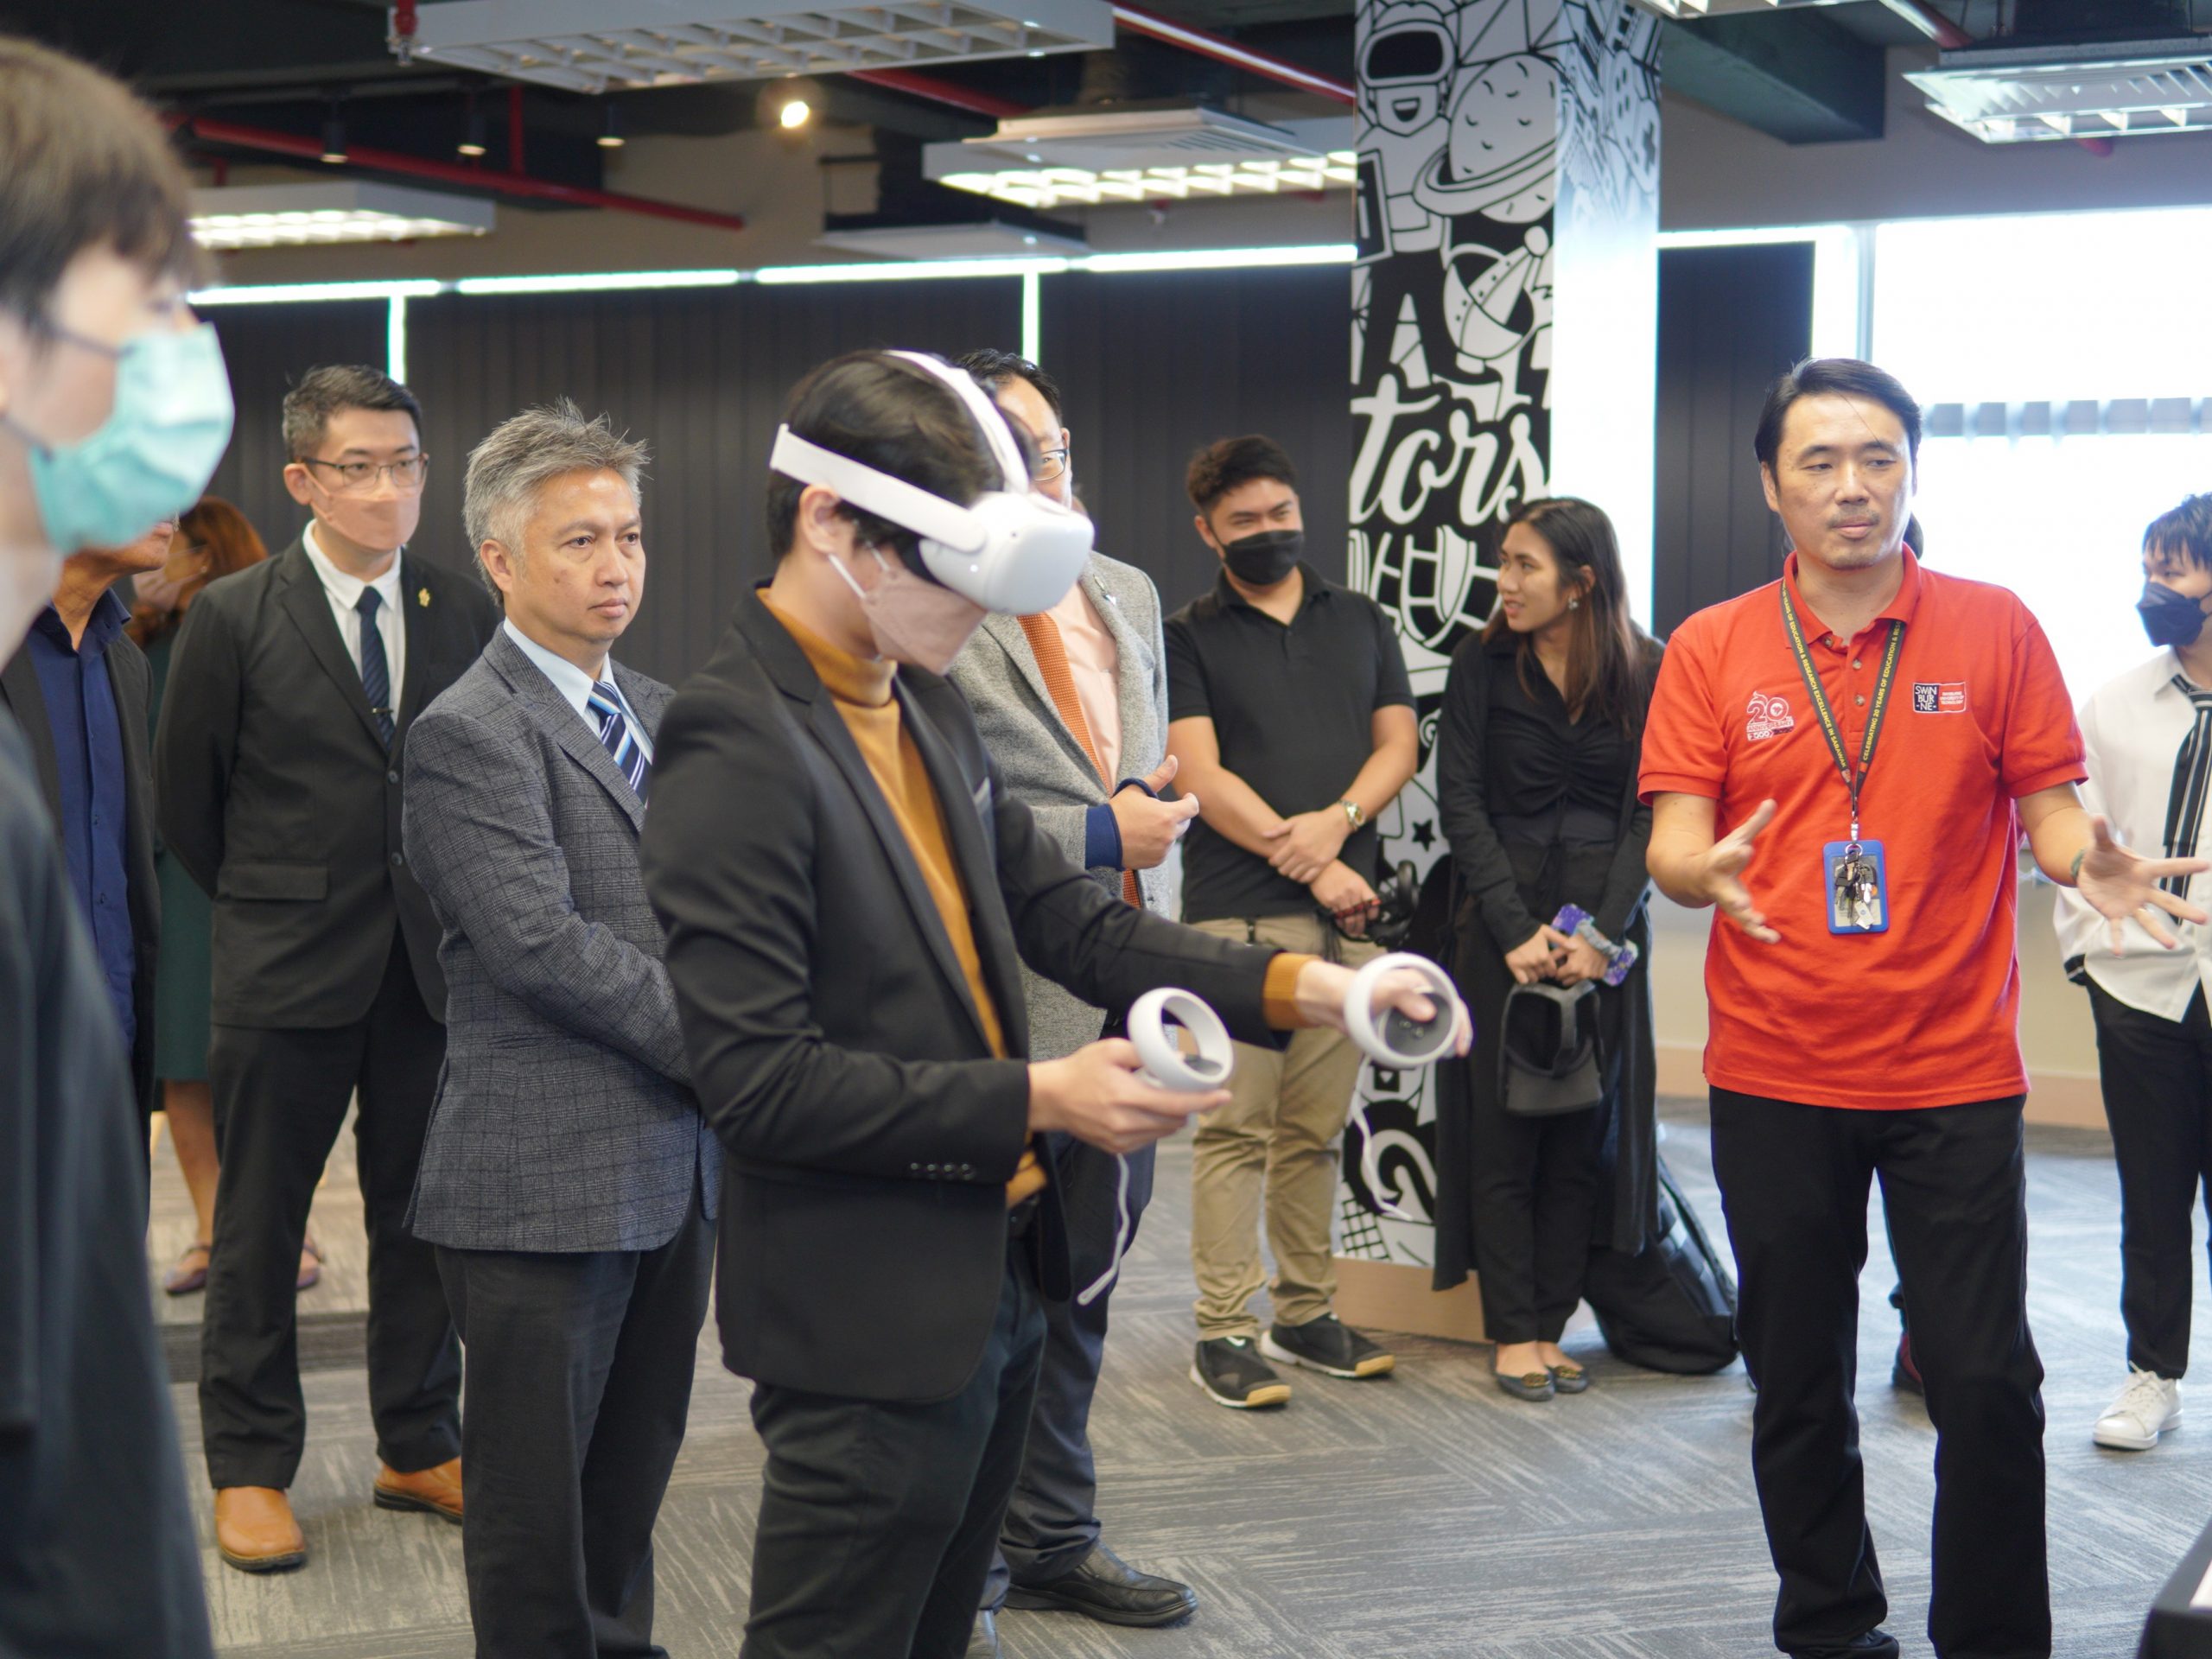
left=779, top=98, right=811, bottom=129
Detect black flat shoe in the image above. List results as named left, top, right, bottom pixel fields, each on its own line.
left=1494, top=1369, right=1554, bottom=1402
left=1003, top=1544, right=1198, bottom=1628
left=1548, top=1362, right=1591, bottom=1395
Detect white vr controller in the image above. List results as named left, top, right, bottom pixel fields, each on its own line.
left=1077, top=988, right=1236, bottom=1309
left=1343, top=953, right=1465, bottom=1224
left=1344, top=952, right=1464, bottom=1070
left=1128, top=986, right=1236, bottom=1094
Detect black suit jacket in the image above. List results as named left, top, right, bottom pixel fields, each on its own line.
left=0, top=616, right=161, bottom=1117
left=642, top=590, right=1285, bottom=1405
left=153, top=540, right=499, bottom=1029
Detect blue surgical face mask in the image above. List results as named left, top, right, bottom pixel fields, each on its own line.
left=2139, top=580, right=2211, bottom=650
left=3, top=320, right=234, bottom=554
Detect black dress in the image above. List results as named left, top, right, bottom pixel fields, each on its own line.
left=1431, top=628, right=1661, bottom=1343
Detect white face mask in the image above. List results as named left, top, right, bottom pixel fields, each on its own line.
left=828, top=546, right=986, bottom=675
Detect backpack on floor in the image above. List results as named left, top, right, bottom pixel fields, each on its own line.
left=1582, top=1154, right=1739, bottom=1375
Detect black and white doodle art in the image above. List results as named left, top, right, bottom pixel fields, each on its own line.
left=1341, top=0, right=1661, bottom=1266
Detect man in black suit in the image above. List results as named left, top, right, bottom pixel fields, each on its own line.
left=0, top=518, right=168, bottom=1131
left=156, top=364, right=499, bottom=1573
left=641, top=349, right=1461, bottom=1659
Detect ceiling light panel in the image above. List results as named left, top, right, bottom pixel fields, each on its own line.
left=1906, top=41, right=2212, bottom=143
left=403, top=0, right=1114, bottom=91
left=925, top=108, right=1357, bottom=212
left=189, top=182, right=494, bottom=251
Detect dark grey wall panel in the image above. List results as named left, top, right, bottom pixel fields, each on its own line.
left=202, top=301, right=388, bottom=561
left=404, top=279, right=1024, bottom=683
left=1039, top=266, right=1352, bottom=617
left=1653, top=243, right=1814, bottom=635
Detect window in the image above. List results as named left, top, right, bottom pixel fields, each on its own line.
left=1873, top=208, right=2212, bottom=702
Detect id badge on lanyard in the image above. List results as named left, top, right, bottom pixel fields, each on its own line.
left=1779, top=587, right=1904, bottom=937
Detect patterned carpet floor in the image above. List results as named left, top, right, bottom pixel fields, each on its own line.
left=149, top=1100, right=2207, bottom=1657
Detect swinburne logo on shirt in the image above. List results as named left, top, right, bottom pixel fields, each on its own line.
left=1745, top=691, right=1795, bottom=742
left=1912, top=682, right=1967, bottom=714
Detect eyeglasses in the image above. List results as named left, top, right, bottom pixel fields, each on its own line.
left=299, top=454, right=429, bottom=493
left=1034, top=448, right=1070, bottom=483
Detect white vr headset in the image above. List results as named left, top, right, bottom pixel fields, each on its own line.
left=767, top=350, right=1095, bottom=616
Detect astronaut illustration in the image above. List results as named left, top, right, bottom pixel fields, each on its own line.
left=1357, top=0, right=1456, bottom=257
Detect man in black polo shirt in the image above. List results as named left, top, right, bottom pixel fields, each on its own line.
left=1166, top=434, right=1419, bottom=1408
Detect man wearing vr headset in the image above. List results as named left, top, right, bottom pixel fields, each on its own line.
left=640, top=349, right=1463, bottom=1659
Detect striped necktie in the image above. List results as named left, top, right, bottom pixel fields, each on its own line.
left=2162, top=672, right=2212, bottom=898
left=1016, top=611, right=1141, bottom=908
left=588, top=679, right=650, bottom=801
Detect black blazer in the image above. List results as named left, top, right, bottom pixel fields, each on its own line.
left=0, top=617, right=161, bottom=1117
left=642, top=591, right=1284, bottom=1405
left=153, top=540, right=499, bottom=1029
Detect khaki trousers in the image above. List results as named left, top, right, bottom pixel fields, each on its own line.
left=1188, top=914, right=1377, bottom=1339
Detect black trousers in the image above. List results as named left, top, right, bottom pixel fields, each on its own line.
left=1709, top=1090, right=2048, bottom=1659
left=1468, top=1093, right=1603, bottom=1345
left=743, top=1243, right=1047, bottom=1659
left=437, top=1186, right=714, bottom=1659
left=981, top=1138, right=1153, bottom=1610
left=2087, top=981, right=2212, bottom=1379
left=200, top=934, right=461, bottom=1489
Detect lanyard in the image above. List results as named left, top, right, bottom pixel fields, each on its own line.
left=1778, top=584, right=1904, bottom=842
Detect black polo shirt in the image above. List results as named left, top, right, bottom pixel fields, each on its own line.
left=1166, top=563, right=1413, bottom=923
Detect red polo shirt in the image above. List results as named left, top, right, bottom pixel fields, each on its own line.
left=1639, top=550, right=2084, bottom=1109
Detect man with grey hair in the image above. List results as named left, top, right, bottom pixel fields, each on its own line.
left=158, top=361, right=497, bottom=1571
left=404, top=398, right=718, bottom=1659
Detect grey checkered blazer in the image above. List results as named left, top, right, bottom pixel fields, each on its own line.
left=948, top=551, right=1173, bottom=1061
left=402, top=626, right=718, bottom=1253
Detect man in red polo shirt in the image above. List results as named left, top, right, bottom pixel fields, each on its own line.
left=1643, top=357, right=2206, bottom=1659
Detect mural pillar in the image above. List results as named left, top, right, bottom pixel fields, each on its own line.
left=1338, top=0, right=1662, bottom=1303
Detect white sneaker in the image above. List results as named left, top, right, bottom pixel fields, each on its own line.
left=2093, top=1367, right=2182, bottom=1451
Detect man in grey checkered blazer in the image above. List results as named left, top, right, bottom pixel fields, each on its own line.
left=948, top=351, right=1205, bottom=1652
left=402, top=402, right=718, bottom=1659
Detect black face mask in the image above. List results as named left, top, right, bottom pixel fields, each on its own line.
left=1221, top=528, right=1303, bottom=587
left=2139, top=581, right=2211, bottom=649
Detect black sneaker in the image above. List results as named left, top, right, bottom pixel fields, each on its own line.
left=1191, top=1336, right=1293, bottom=1408
left=1261, top=1314, right=1395, bottom=1379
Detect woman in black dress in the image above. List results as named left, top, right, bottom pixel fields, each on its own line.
left=1433, top=497, right=1662, bottom=1400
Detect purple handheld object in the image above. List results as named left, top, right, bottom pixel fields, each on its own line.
left=1550, top=904, right=1638, bottom=988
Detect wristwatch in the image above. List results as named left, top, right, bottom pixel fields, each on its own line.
left=1339, top=798, right=1365, bottom=830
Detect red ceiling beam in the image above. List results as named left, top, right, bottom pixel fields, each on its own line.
left=850, top=67, right=1031, bottom=118
left=169, top=112, right=749, bottom=233
left=1109, top=3, right=1355, bottom=107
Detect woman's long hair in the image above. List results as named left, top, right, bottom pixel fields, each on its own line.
left=1481, top=495, right=1644, bottom=730
left=127, top=495, right=268, bottom=650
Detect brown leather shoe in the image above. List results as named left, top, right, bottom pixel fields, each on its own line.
left=373, top=1458, right=462, bottom=1524
left=214, top=1486, right=307, bottom=1573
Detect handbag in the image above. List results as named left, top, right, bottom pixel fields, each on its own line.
left=1497, top=981, right=1603, bottom=1117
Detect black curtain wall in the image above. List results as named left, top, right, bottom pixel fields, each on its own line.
left=203, top=300, right=389, bottom=562
left=1040, top=265, right=1354, bottom=618
left=1651, top=242, right=1815, bottom=636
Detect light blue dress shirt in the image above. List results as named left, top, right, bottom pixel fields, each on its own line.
left=502, top=619, right=653, bottom=765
